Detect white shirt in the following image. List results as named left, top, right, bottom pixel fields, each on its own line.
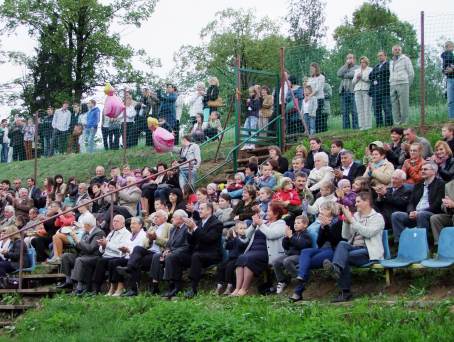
left=125, top=104, right=136, bottom=123
left=342, top=162, right=354, bottom=176
left=149, top=223, right=167, bottom=253
left=101, top=227, right=132, bottom=258
left=52, top=108, right=71, bottom=131
left=123, top=229, right=148, bottom=258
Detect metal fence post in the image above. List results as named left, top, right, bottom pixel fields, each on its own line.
left=18, top=231, right=25, bottom=290
left=279, top=47, right=286, bottom=151
left=419, top=11, right=426, bottom=132
left=34, top=110, right=39, bottom=183
left=233, top=56, right=241, bottom=173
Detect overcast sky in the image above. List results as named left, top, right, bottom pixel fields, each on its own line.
left=0, top=0, right=453, bottom=115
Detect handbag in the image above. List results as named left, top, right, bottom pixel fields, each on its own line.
left=207, top=97, right=224, bottom=108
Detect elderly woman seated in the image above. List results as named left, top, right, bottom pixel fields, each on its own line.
left=0, top=226, right=29, bottom=285
left=307, top=152, right=334, bottom=193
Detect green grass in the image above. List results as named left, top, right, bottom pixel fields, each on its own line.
left=2, top=294, right=453, bottom=341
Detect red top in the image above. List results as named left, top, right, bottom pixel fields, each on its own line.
left=272, top=189, right=302, bottom=206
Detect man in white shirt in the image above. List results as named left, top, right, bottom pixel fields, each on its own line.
left=52, top=101, right=72, bottom=154
left=0, top=119, right=10, bottom=163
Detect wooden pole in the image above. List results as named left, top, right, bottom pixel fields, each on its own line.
left=419, top=11, right=426, bottom=132
left=279, top=48, right=286, bottom=151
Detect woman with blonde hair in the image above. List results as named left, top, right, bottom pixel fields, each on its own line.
left=0, top=226, right=29, bottom=281
left=206, top=77, right=220, bottom=113
left=353, top=56, right=373, bottom=130
left=307, top=62, right=326, bottom=133
left=431, top=140, right=454, bottom=181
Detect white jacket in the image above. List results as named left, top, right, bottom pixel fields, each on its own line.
left=352, top=67, right=372, bottom=92
left=245, top=219, right=286, bottom=265
left=342, top=209, right=385, bottom=260
left=122, top=229, right=148, bottom=258
left=189, top=92, right=204, bottom=118
left=307, top=75, right=325, bottom=100
left=389, top=54, right=414, bottom=86
left=101, top=227, right=132, bottom=258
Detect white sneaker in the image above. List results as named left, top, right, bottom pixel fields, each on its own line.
left=47, top=257, right=61, bottom=265
left=276, top=282, right=287, bottom=294
left=240, top=144, right=249, bottom=150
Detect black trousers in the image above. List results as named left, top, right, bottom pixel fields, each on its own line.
left=188, top=252, right=222, bottom=290
left=216, top=258, right=238, bottom=285
left=108, top=258, right=128, bottom=283
left=149, top=252, right=163, bottom=281
left=31, top=236, right=52, bottom=262
left=163, top=252, right=191, bottom=282
left=127, top=246, right=155, bottom=289
left=92, top=257, right=122, bottom=286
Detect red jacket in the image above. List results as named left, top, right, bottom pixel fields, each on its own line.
left=272, top=189, right=301, bottom=206
left=55, top=213, right=76, bottom=228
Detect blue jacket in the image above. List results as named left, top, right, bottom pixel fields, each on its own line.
left=158, top=91, right=177, bottom=129
left=86, top=107, right=100, bottom=129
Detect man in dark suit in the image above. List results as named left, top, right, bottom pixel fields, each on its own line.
left=374, top=169, right=412, bottom=228
left=391, top=162, right=445, bottom=243
left=333, top=150, right=366, bottom=184
left=58, top=214, right=105, bottom=292
left=26, top=177, right=41, bottom=209
left=369, top=51, right=393, bottom=127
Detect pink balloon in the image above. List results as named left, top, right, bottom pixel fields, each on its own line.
left=104, top=94, right=125, bottom=118
left=153, top=127, right=175, bottom=153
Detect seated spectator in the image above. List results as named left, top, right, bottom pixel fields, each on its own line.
left=26, top=177, right=42, bottom=209
left=306, top=137, right=326, bottom=170
left=226, top=173, right=244, bottom=199
left=167, top=188, right=186, bottom=220
left=244, top=163, right=258, bottom=185
left=290, top=202, right=343, bottom=302
left=204, top=111, right=222, bottom=139
left=323, top=192, right=385, bottom=302
left=430, top=179, right=454, bottom=245
left=336, top=179, right=356, bottom=212
left=206, top=183, right=219, bottom=203
left=66, top=177, right=79, bottom=206
left=307, top=152, right=334, bottom=193
left=401, top=143, right=424, bottom=184
left=0, top=226, right=29, bottom=280
left=283, top=157, right=311, bottom=180
left=268, top=146, right=289, bottom=174
left=374, top=170, right=412, bottom=229
left=333, top=150, right=366, bottom=184
left=383, top=127, right=406, bottom=168
left=0, top=227, right=12, bottom=260
left=431, top=141, right=454, bottom=182
left=231, top=185, right=257, bottom=223
left=391, top=162, right=445, bottom=244
left=90, top=165, right=108, bottom=187
left=258, top=187, right=273, bottom=219
left=295, top=144, right=308, bottom=160
left=255, top=162, right=277, bottom=190
left=403, top=127, right=433, bottom=159
left=54, top=175, right=67, bottom=198
left=215, top=221, right=249, bottom=295
left=363, top=147, right=394, bottom=185
left=11, top=188, right=34, bottom=218
left=352, top=176, right=370, bottom=194
left=23, top=207, right=40, bottom=247
left=272, top=177, right=301, bottom=213
left=57, top=213, right=105, bottom=290
left=31, top=201, right=60, bottom=262
left=273, top=215, right=311, bottom=294
left=232, top=201, right=286, bottom=296
left=214, top=193, right=233, bottom=224
left=75, top=182, right=90, bottom=207
left=191, top=113, right=207, bottom=143
left=307, top=181, right=337, bottom=216
left=329, top=140, right=344, bottom=169
left=289, top=172, right=314, bottom=216
left=442, top=123, right=454, bottom=153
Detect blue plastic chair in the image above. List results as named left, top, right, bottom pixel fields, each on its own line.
left=307, top=222, right=320, bottom=248
left=421, top=227, right=454, bottom=268
left=13, top=247, right=37, bottom=273
left=380, top=228, right=429, bottom=268
left=361, top=229, right=391, bottom=267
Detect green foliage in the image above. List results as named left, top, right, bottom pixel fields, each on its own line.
left=7, top=295, right=454, bottom=341
left=285, top=0, right=327, bottom=45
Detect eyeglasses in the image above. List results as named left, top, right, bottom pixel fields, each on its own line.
left=421, top=168, right=433, bottom=171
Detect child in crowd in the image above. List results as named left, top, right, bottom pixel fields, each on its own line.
left=335, top=179, right=356, bottom=212
left=255, top=162, right=277, bottom=189
left=258, top=187, right=273, bottom=218
left=284, top=157, right=311, bottom=180
left=272, top=177, right=302, bottom=209
left=216, top=221, right=249, bottom=295
left=307, top=181, right=337, bottom=216
left=273, top=215, right=312, bottom=294
left=301, top=85, right=318, bottom=135
left=214, top=193, right=233, bottom=224
left=352, top=176, right=370, bottom=194
left=191, top=113, right=207, bottom=143
left=244, top=163, right=258, bottom=185
left=205, top=111, right=222, bottom=139
left=206, top=183, right=219, bottom=203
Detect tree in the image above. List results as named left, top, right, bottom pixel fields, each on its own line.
left=285, top=0, right=327, bottom=46
left=0, top=0, right=159, bottom=109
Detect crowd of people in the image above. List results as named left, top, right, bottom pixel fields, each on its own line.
left=0, top=121, right=453, bottom=302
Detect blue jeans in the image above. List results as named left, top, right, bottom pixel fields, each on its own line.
left=244, top=116, right=258, bottom=139
left=297, top=247, right=333, bottom=282
left=1, top=143, right=8, bottom=163
left=303, top=113, right=315, bottom=135
left=391, top=210, right=433, bottom=243
left=448, top=78, right=454, bottom=120
left=372, top=92, right=393, bottom=127
left=85, top=127, right=97, bottom=153
left=179, top=168, right=196, bottom=190
left=341, top=91, right=358, bottom=129
left=332, top=241, right=369, bottom=291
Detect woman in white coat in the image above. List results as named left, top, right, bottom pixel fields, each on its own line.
left=231, top=201, right=286, bottom=296
left=352, top=56, right=373, bottom=130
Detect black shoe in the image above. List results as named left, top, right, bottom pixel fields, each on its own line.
left=122, top=289, right=138, bottom=297
left=331, top=291, right=352, bottom=303
left=289, top=293, right=303, bottom=303
left=56, top=282, right=73, bottom=289
left=148, top=283, right=160, bottom=295
left=184, top=289, right=197, bottom=299
left=162, top=288, right=179, bottom=299
left=116, top=266, right=131, bottom=279
left=323, top=259, right=341, bottom=280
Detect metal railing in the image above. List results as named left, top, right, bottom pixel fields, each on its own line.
left=0, top=159, right=196, bottom=289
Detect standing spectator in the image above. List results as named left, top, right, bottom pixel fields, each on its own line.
left=353, top=56, right=373, bottom=130
left=23, top=118, right=35, bottom=160
left=78, top=103, right=89, bottom=153
left=301, top=85, right=318, bottom=135
left=52, top=101, right=71, bottom=154
left=85, top=99, right=100, bottom=153
left=285, top=75, right=304, bottom=136
left=67, top=103, right=82, bottom=153
left=158, top=84, right=177, bottom=132
left=441, top=41, right=454, bottom=120
left=174, top=135, right=201, bottom=191
left=259, top=86, right=274, bottom=135
left=206, top=77, right=220, bottom=114
left=101, top=108, right=112, bottom=151
left=389, top=45, right=414, bottom=125
left=8, top=118, right=25, bottom=161
left=123, top=92, right=137, bottom=148
left=242, top=86, right=260, bottom=150
left=0, top=119, right=9, bottom=163
left=369, top=51, right=392, bottom=127
left=321, top=79, right=332, bottom=132
left=41, top=107, right=54, bottom=157
left=307, top=62, right=325, bottom=133
left=189, top=82, right=206, bottom=125
left=337, top=53, right=359, bottom=129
